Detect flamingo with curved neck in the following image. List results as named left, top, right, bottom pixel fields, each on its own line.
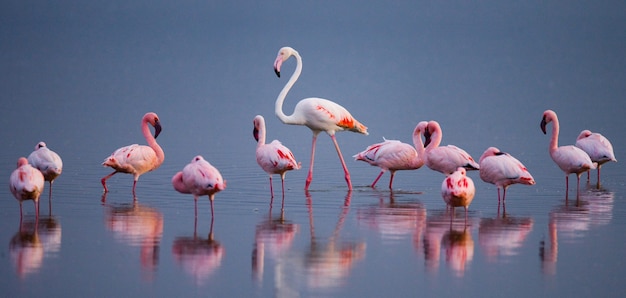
left=28, top=141, right=63, bottom=200
left=423, top=120, right=479, bottom=175
left=540, top=109, right=595, bottom=197
left=273, top=46, right=368, bottom=190
left=354, top=121, right=428, bottom=189
left=253, top=115, right=301, bottom=198
left=101, top=112, right=165, bottom=195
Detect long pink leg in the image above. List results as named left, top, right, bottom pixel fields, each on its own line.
left=330, top=135, right=352, bottom=190
left=209, top=196, right=215, bottom=218
left=280, top=174, right=286, bottom=198
left=132, top=179, right=138, bottom=196
left=388, top=171, right=396, bottom=189
left=370, top=171, right=385, bottom=188
left=269, top=175, right=275, bottom=198
left=565, top=175, right=569, bottom=200
left=305, top=135, right=318, bottom=190
left=101, top=171, right=118, bottom=193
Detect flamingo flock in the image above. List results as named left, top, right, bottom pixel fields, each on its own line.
left=7, top=46, right=618, bottom=220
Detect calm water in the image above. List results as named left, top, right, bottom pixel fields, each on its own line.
left=2, top=1, right=626, bottom=297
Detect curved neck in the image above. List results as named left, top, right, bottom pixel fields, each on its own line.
left=256, top=119, right=267, bottom=148
left=426, top=123, right=442, bottom=151
left=412, top=127, right=425, bottom=156
left=549, top=118, right=559, bottom=152
left=275, top=52, right=302, bottom=124
left=142, top=120, right=165, bottom=164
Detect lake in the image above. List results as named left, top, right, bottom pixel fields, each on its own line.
left=1, top=1, right=625, bottom=297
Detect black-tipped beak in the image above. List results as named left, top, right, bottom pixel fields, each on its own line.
left=423, top=130, right=432, bottom=147
left=253, top=127, right=259, bottom=142
left=540, top=117, right=547, bottom=135
left=274, top=68, right=280, bottom=78
left=154, top=121, right=162, bottom=139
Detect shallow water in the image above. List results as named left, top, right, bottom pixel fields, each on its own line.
left=2, top=2, right=626, bottom=297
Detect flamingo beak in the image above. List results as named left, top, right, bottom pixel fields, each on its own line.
left=540, top=117, right=547, bottom=134
left=154, top=121, right=162, bottom=139
left=423, top=130, right=432, bottom=147
left=253, top=127, right=259, bottom=142
left=274, top=55, right=282, bottom=78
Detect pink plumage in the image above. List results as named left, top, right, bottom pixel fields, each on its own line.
left=423, top=120, right=480, bottom=175
left=575, top=129, right=617, bottom=185
left=354, top=121, right=428, bottom=189
left=172, top=155, right=226, bottom=218
left=479, top=147, right=535, bottom=204
left=253, top=115, right=301, bottom=198
left=541, top=110, right=595, bottom=196
left=441, top=167, right=475, bottom=214
left=101, top=112, right=165, bottom=195
left=28, top=141, right=63, bottom=200
left=273, top=46, right=368, bottom=190
left=9, top=157, right=45, bottom=219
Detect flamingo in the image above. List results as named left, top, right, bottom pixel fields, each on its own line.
left=27, top=142, right=63, bottom=200
left=540, top=109, right=595, bottom=196
left=253, top=115, right=301, bottom=199
left=441, top=167, right=476, bottom=217
left=478, top=147, right=535, bottom=207
left=10, top=157, right=45, bottom=219
left=353, top=121, right=428, bottom=189
left=172, top=155, right=226, bottom=218
left=101, top=112, right=164, bottom=195
left=273, top=46, right=368, bottom=190
left=423, top=120, right=480, bottom=175
left=575, top=129, right=617, bottom=185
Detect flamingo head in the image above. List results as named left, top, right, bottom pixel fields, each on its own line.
left=577, top=129, right=592, bottom=140
left=143, top=112, right=162, bottom=139
left=274, top=46, right=296, bottom=78
left=479, top=147, right=500, bottom=163
left=16, top=157, right=29, bottom=168
left=35, top=142, right=47, bottom=150
left=423, top=126, right=432, bottom=147
left=253, top=115, right=264, bottom=142
left=540, top=109, right=556, bottom=135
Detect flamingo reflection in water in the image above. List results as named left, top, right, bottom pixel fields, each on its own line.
left=541, top=187, right=614, bottom=275
left=172, top=217, right=224, bottom=286
left=262, top=191, right=365, bottom=293
left=104, top=197, right=163, bottom=281
left=422, top=209, right=475, bottom=277
left=356, top=190, right=426, bottom=245
left=252, top=200, right=299, bottom=288
left=9, top=215, right=61, bottom=278
left=478, top=214, right=533, bottom=263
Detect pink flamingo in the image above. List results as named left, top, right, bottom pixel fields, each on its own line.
left=354, top=121, right=428, bottom=189
left=253, top=115, right=301, bottom=198
left=423, top=121, right=480, bottom=175
left=273, top=46, right=368, bottom=191
left=575, top=129, right=617, bottom=185
left=172, top=155, right=226, bottom=218
left=540, top=109, right=595, bottom=197
left=10, top=157, right=45, bottom=219
left=101, top=112, right=164, bottom=195
left=441, top=167, right=475, bottom=217
left=479, top=147, right=535, bottom=208
left=28, top=142, right=63, bottom=200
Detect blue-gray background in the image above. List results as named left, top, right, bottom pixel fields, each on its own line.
left=1, top=1, right=625, bottom=297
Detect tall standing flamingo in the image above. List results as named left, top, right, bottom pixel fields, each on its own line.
left=441, top=167, right=475, bottom=217
left=423, top=120, right=479, bottom=175
left=28, top=142, right=63, bottom=200
left=478, top=147, right=535, bottom=208
left=101, top=112, right=164, bottom=195
left=10, top=157, right=45, bottom=219
left=273, top=46, right=368, bottom=190
left=253, top=115, right=301, bottom=199
left=353, top=121, right=428, bottom=189
left=575, top=129, right=617, bottom=186
left=172, top=155, right=226, bottom=218
left=540, top=109, right=595, bottom=197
